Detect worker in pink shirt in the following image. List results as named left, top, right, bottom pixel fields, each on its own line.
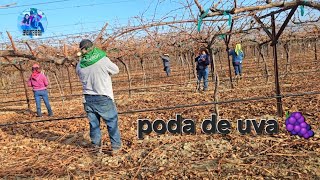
left=27, top=64, right=53, bottom=117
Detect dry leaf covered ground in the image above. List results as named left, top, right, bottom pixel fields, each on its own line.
left=0, top=53, right=319, bottom=179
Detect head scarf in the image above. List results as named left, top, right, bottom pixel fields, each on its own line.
left=235, top=44, right=243, bottom=56
left=80, top=47, right=106, bottom=68
left=31, top=68, right=40, bottom=78
left=31, top=64, right=40, bottom=78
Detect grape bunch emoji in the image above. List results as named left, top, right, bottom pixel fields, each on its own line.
left=285, top=112, right=314, bottom=139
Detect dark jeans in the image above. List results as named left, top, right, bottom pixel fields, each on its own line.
left=84, top=95, right=121, bottom=150
left=197, top=68, right=209, bottom=90
left=164, top=66, right=171, bottom=76
left=233, top=62, right=242, bottom=76
left=34, top=89, right=53, bottom=116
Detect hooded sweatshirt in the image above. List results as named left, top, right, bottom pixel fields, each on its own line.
left=27, top=71, right=49, bottom=91
left=76, top=47, right=119, bottom=100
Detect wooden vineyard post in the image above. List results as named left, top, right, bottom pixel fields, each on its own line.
left=303, top=40, right=306, bottom=57
left=253, top=6, right=298, bottom=117
left=47, top=73, right=52, bottom=94
left=19, top=62, right=31, bottom=112
left=183, top=53, right=192, bottom=82
left=179, top=54, right=188, bottom=81
left=257, top=45, right=269, bottom=82
left=208, top=46, right=215, bottom=86
left=63, top=45, right=73, bottom=95
left=66, top=66, right=73, bottom=94
left=271, top=14, right=283, bottom=117
left=283, top=41, right=291, bottom=74
left=256, top=45, right=260, bottom=65
left=315, top=39, right=318, bottom=62
left=53, top=70, right=65, bottom=110
left=208, top=47, right=220, bottom=118
left=218, top=49, right=222, bottom=70
left=222, top=21, right=234, bottom=89
left=181, top=54, right=187, bottom=79
left=213, top=73, right=219, bottom=118
left=226, top=42, right=233, bottom=88
left=189, top=52, right=197, bottom=79
left=139, top=57, right=147, bottom=87
left=117, top=57, right=132, bottom=97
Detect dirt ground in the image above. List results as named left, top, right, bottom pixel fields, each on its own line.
left=0, top=51, right=319, bottom=179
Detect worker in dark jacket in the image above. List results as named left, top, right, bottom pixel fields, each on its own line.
left=161, top=53, right=171, bottom=76
left=195, top=49, right=210, bottom=91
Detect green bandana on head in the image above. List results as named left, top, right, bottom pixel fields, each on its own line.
left=80, top=47, right=106, bottom=68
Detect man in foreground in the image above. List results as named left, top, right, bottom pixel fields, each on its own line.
left=76, top=39, right=121, bottom=154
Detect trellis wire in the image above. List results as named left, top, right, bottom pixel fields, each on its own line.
left=1, top=90, right=319, bottom=127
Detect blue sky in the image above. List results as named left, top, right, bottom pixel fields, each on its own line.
left=0, top=0, right=189, bottom=42
left=0, top=0, right=319, bottom=44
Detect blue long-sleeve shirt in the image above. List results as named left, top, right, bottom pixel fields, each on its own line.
left=229, top=50, right=244, bottom=63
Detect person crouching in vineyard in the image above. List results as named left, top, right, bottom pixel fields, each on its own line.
left=228, top=44, right=244, bottom=79
left=195, top=49, right=210, bottom=91
left=76, top=39, right=122, bottom=155
left=27, top=64, right=53, bottom=117
left=160, top=53, right=171, bottom=76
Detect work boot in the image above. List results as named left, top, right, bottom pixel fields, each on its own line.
left=90, top=143, right=103, bottom=155
left=111, top=147, right=122, bottom=156
left=234, top=75, right=238, bottom=81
